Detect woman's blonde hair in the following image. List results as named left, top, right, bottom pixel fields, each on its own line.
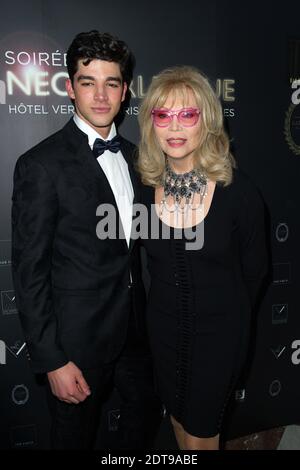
left=137, top=65, right=236, bottom=187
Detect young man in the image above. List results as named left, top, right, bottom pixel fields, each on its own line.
left=12, top=30, right=160, bottom=449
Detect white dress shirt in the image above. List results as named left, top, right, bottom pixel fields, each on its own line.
left=73, top=114, right=134, bottom=247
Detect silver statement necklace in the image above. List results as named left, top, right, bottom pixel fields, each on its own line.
left=160, top=163, right=208, bottom=222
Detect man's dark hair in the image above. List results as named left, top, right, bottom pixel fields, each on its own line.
left=66, top=30, right=135, bottom=85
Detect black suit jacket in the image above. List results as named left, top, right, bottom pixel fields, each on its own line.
left=12, top=118, right=146, bottom=373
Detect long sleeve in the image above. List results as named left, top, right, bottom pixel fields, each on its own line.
left=237, top=180, right=268, bottom=310
left=11, top=156, right=68, bottom=373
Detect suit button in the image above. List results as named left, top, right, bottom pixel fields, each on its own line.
left=128, top=283, right=132, bottom=289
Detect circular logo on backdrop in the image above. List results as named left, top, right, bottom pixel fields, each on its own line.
left=275, top=223, right=289, bottom=242
left=11, top=384, right=29, bottom=405
left=284, top=104, right=300, bottom=155
left=269, top=379, right=282, bottom=397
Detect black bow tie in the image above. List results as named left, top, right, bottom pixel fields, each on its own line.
left=92, top=136, right=121, bottom=158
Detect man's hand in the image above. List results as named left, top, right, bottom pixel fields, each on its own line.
left=47, top=361, right=91, bottom=404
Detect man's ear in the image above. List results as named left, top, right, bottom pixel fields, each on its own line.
left=121, top=82, right=128, bottom=102
left=66, top=78, right=75, bottom=100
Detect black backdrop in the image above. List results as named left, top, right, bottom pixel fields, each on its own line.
left=0, top=0, right=299, bottom=449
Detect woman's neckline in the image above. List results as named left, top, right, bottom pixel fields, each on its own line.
left=153, top=182, right=218, bottom=230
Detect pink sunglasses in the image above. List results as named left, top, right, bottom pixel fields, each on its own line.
left=151, top=107, right=201, bottom=127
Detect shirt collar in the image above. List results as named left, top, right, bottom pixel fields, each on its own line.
left=73, top=114, right=117, bottom=149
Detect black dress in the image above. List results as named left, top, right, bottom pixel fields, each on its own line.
left=141, top=169, right=268, bottom=438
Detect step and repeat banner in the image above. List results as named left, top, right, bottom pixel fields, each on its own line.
left=0, top=0, right=299, bottom=449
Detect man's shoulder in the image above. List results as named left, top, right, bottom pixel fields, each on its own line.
left=119, top=134, right=136, bottom=150
left=17, top=119, right=75, bottom=168
left=24, top=128, right=64, bottom=156
left=18, top=127, right=64, bottom=166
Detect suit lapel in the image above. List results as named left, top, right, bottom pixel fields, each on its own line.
left=63, top=119, right=129, bottom=251
left=119, top=137, right=141, bottom=252
left=119, top=138, right=139, bottom=205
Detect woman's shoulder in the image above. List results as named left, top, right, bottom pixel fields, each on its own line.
left=226, top=167, right=262, bottom=196
left=220, top=167, right=265, bottom=214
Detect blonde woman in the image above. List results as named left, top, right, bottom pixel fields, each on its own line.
left=137, top=66, right=267, bottom=450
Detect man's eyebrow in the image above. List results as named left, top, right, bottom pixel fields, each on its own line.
left=76, top=75, right=122, bottom=83
left=77, top=75, right=95, bottom=81
left=106, top=76, right=122, bottom=83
